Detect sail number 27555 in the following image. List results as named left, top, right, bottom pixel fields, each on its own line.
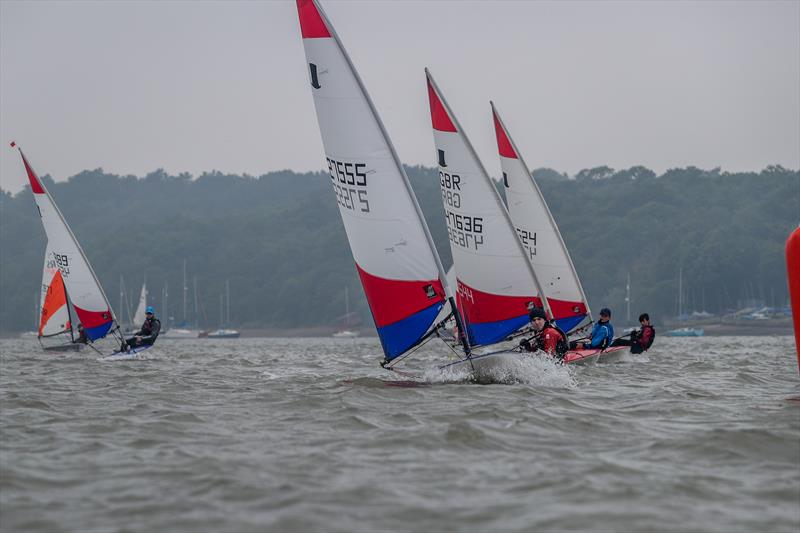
left=327, top=157, right=369, bottom=213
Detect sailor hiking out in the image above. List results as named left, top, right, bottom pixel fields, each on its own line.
left=122, top=306, right=160, bottom=352
left=519, top=307, right=569, bottom=358
left=571, top=307, right=614, bottom=350
left=614, top=313, right=656, bottom=354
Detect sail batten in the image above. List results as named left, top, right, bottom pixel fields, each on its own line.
left=425, top=70, right=550, bottom=346
left=297, top=0, right=457, bottom=361
left=15, top=145, right=118, bottom=342
left=491, top=103, right=591, bottom=333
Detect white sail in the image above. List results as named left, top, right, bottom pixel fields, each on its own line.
left=425, top=70, right=550, bottom=347
left=491, top=103, right=591, bottom=333
left=132, top=283, right=147, bottom=327
left=297, top=0, right=463, bottom=361
left=14, top=144, right=117, bottom=341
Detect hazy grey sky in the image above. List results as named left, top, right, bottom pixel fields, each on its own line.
left=1, top=0, right=798, bottom=193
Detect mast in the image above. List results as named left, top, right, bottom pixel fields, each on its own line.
left=344, top=286, right=349, bottom=328
left=193, top=275, right=198, bottom=329
left=65, top=288, right=75, bottom=342
left=626, top=272, right=631, bottom=325
left=163, top=281, right=169, bottom=328
left=219, top=293, right=224, bottom=328
left=119, top=274, right=124, bottom=325
left=226, top=279, right=230, bottom=326
left=182, top=259, right=187, bottom=325
left=678, top=267, right=683, bottom=320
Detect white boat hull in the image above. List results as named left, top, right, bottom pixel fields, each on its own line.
left=333, top=330, right=359, bottom=338
left=206, top=329, right=240, bottom=339
left=101, top=343, right=154, bottom=361
left=160, top=328, right=200, bottom=339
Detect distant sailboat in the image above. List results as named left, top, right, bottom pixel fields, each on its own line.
left=132, top=282, right=148, bottom=327
left=333, top=286, right=359, bottom=338
left=12, top=142, right=123, bottom=354
left=667, top=267, right=704, bottom=337
left=207, top=280, right=240, bottom=338
left=161, top=259, right=200, bottom=338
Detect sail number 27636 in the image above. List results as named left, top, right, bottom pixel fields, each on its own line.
left=327, top=157, right=369, bottom=213
left=445, top=210, right=484, bottom=251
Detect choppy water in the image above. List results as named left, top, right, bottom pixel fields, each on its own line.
left=1, top=336, right=798, bottom=532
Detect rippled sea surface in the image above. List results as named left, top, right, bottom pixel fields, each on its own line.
left=1, top=336, right=798, bottom=532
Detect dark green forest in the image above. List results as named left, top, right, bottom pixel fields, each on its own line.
left=1, top=164, right=797, bottom=334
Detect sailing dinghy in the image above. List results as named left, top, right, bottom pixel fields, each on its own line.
left=11, top=142, right=137, bottom=358
left=426, top=70, right=555, bottom=375
left=131, top=282, right=148, bottom=330
left=491, top=104, right=627, bottom=365
left=491, top=103, right=591, bottom=334
left=296, top=0, right=471, bottom=368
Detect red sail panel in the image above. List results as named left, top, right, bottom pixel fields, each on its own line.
left=427, top=79, right=457, bottom=132
left=297, top=0, right=331, bottom=39
left=39, top=270, right=68, bottom=336
left=356, top=264, right=445, bottom=328
left=493, top=111, right=517, bottom=159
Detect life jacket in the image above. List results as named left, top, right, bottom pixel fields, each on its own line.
left=589, top=321, right=614, bottom=349
left=534, top=323, right=569, bottom=357
left=141, top=317, right=160, bottom=336
left=639, top=325, right=655, bottom=350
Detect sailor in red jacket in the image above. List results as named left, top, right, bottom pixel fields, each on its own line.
left=519, top=308, right=568, bottom=358
left=615, top=313, right=656, bottom=354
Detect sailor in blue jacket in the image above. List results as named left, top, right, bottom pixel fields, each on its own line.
left=571, top=308, right=615, bottom=350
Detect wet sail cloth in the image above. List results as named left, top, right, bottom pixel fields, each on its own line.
left=426, top=70, right=548, bottom=346
left=491, top=104, right=591, bottom=333
left=15, top=144, right=117, bottom=341
left=38, top=244, right=72, bottom=338
left=297, top=0, right=452, bottom=360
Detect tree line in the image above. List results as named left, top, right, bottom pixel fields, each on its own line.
left=0, top=164, right=796, bottom=333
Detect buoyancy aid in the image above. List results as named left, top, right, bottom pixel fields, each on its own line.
left=534, top=323, right=569, bottom=357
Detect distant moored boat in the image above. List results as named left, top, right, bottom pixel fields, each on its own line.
left=665, top=327, right=704, bottom=337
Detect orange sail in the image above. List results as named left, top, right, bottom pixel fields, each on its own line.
left=39, top=270, right=69, bottom=337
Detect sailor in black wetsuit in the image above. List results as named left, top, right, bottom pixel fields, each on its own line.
left=122, top=306, right=161, bottom=352
left=614, top=313, right=656, bottom=354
